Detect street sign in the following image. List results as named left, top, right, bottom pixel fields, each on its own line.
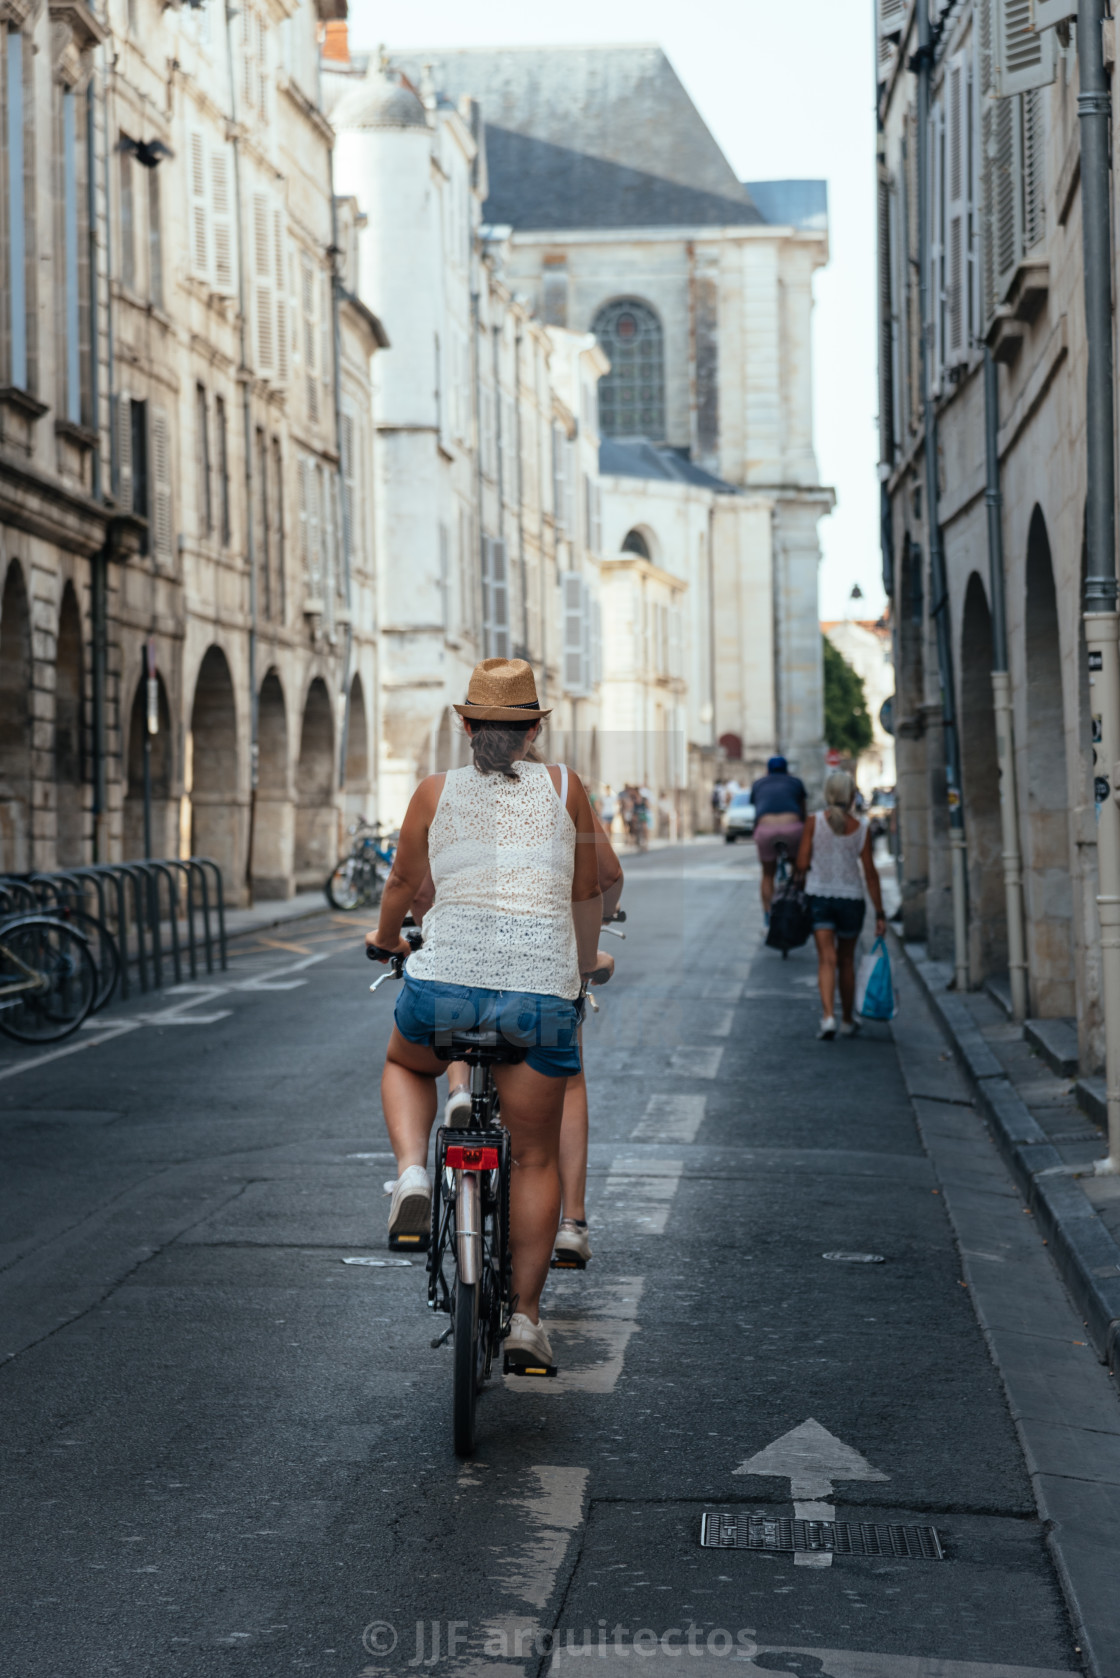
left=826, top=747, right=841, bottom=768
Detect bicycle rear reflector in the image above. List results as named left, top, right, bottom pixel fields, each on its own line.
left=447, top=1145, right=500, bottom=1171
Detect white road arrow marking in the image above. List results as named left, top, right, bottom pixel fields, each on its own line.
left=733, top=1418, right=888, bottom=1569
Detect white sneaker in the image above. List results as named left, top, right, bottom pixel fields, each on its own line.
left=839, top=1019, right=860, bottom=1039
left=443, top=1085, right=472, bottom=1129
left=553, top=1218, right=592, bottom=1269
left=504, top=1311, right=555, bottom=1372
left=387, top=1165, right=431, bottom=1248
left=818, top=1016, right=837, bottom=1040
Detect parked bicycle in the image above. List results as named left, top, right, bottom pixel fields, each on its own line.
left=325, top=817, right=398, bottom=911
left=0, top=914, right=98, bottom=1043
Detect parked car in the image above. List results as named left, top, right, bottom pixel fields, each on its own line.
left=723, top=793, right=757, bottom=843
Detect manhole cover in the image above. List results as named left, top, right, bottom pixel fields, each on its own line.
left=700, top=1512, right=943, bottom=1559
left=822, top=1252, right=885, bottom=1264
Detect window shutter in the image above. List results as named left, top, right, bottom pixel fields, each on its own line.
left=945, top=55, right=968, bottom=364
left=242, top=6, right=255, bottom=109
left=253, top=192, right=274, bottom=374
left=592, top=484, right=602, bottom=555
left=563, top=572, right=585, bottom=692
left=929, top=98, right=944, bottom=394
left=211, top=146, right=234, bottom=292
left=298, top=455, right=309, bottom=569
left=114, top=391, right=133, bottom=508
left=491, top=540, right=510, bottom=657
left=977, top=0, right=998, bottom=324
left=189, top=131, right=208, bottom=280
left=321, top=271, right=332, bottom=415
left=591, top=597, right=603, bottom=687
left=993, top=92, right=1020, bottom=299
left=669, top=599, right=681, bottom=681
left=480, top=534, right=493, bottom=653
left=1031, top=0, right=1076, bottom=27
left=341, top=409, right=354, bottom=559
left=878, top=0, right=907, bottom=79
left=993, top=0, right=1056, bottom=96
left=257, top=12, right=268, bottom=120
left=301, top=254, right=318, bottom=421
left=1023, top=86, right=1046, bottom=250
left=151, top=406, right=173, bottom=561
left=309, top=465, right=323, bottom=593
left=274, top=207, right=288, bottom=384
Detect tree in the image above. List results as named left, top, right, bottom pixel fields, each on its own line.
left=822, top=636, right=873, bottom=758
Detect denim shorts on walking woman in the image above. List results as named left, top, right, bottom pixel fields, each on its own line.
left=808, top=894, right=866, bottom=940
left=393, top=974, right=582, bottom=1078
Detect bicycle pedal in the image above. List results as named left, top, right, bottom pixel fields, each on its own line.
left=550, top=1253, right=587, bottom=1270
left=388, top=1232, right=430, bottom=1253
left=503, top=1354, right=558, bottom=1378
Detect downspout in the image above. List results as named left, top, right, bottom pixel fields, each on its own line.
left=223, top=0, right=258, bottom=902
left=90, top=57, right=108, bottom=861
left=983, top=346, right=1027, bottom=1022
left=916, top=3, right=969, bottom=990
left=1077, top=0, right=1120, bottom=1172
left=329, top=161, right=353, bottom=795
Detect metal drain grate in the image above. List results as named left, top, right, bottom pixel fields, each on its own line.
left=700, top=1512, right=944, bottom=1559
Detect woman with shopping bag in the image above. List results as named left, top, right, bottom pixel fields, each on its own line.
left=795, top=770, right=886, bottom=1040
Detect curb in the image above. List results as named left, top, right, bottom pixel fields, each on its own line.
left=897, top=938, right=1120, bottom=1375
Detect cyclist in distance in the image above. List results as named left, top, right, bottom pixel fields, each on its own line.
left=366, top=659, right=604, bottom=1372
left=749, top=754, right=807, bottom=922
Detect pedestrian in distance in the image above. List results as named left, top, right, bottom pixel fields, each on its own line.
left=795, top=769, right=886, bottom=1040
left=710, top=779, right=725, bottom=833
left=750, top=755, right=808, bottom=922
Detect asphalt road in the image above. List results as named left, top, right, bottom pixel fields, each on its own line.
left=0, top=840, right=1099, bottom=1678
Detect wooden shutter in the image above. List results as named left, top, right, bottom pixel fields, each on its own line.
left=274, top=208, right=288, bottom=385
left=114, top=391, right=133, bottom=509
left=253, top=191, right=274, bottom=374
left=944, top=55, right=968, bottom=364
left=321, top=270, right=332, bottom=417
left=151, top=406, right=173, bottom=561
left=309, top=465, right=323, bottom=592
left=563, top=572, right=585, bottom=692
left=591, top=597, right=603, bottom=687
left=189, top=131, right=208, bottom=280
left=491, top=540, right=510, bottom=657
left=241, top=5, right=255, bottom=110
left=1023, top=87, right=1046, bottom=250
left=993, top=0, right=1056, bottom=96
left=878, top=0, right=907, bottom=79
left=1031, top=0, right=1076, bottom=26
left=211, top=146, right=233, bottom=292
left=480, top=535, right=493, bottom=653
left=929, top=97, right=944, bottom=393
left=297, top=455, right=309, bottom=570
left=993, top=92, right=1020, bottom=300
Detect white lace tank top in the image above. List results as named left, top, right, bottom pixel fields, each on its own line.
left=805, top=811, right=868, bottom=901
left=406, top=761, right=581, bottom=1000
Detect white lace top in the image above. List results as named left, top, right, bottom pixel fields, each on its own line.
left=406, top=761, right=581, bottom=1000
left=805, top=811, right=868, bottom=901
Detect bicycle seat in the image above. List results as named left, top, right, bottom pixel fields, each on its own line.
left=431, top=1029, right=528, bottom=1066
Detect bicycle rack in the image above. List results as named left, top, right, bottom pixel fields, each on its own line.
left=0, top=856, right=227, bottom=1004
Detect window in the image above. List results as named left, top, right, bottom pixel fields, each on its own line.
left=119, top=142, right=135, bottom=291
left=214, top=395, right=230, bottom=545
left=257, top=427, right=271, bottom=618
left=61, top=88, right=85, bottom=425
left=301, top=252, right=318, bottom=421
left=196, top=385, right=211, bottom=534
left=480, top=536, right=509, bottom=657
left=582, top=474, right=602, bottom=553
left=591, top=298, right=665, bottom=440
left=271, top=437, right=285, bottom=620
left=130, top=397, right=148, bottom=549
left=622, top=528, right=651, bottom=559
left=5, top=27, right=32, bottom=393
left=563, top=572, right=593, bottom=696
left=188, top=130, right=233, bottom=293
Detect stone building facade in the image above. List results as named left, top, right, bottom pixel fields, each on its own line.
left=0, top=0, right=382, bottom=902
left=877, top=1, right=1100, bottom=1057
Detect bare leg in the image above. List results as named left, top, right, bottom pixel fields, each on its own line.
left=493, top=1059, right=566, bottom=1322
left=381, top=1026, right=442, bottom=1170
left=759, top=858, right=777, bottom=914
left=837, top=938, right=858, bottom=1023
left=814, top=928, right=838, bottom=1020
left=558, top=1067, right=589, bottom=1222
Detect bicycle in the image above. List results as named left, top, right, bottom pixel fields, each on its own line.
left=325, top=817, right=398, bottom=911
left=0, top=914, right=99, bottom=1043
left=368, top=926, right=570, bottom=1456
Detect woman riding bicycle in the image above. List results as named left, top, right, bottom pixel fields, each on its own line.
left=366, top=659, right=603, bottom=1373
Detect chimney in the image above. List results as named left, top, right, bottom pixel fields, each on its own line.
left=321, top=20, right=349, bottom=64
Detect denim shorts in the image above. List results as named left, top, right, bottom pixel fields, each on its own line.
left=809, top=894, right=866, bottom=940
left=393, top=974, right=582, bottom=1079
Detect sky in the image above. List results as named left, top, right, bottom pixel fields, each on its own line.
left=351, top=0, right=883, bottom=622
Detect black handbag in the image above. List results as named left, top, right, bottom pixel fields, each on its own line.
left=766, top=876, right=813, bottom=953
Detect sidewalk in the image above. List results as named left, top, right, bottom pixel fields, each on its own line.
left=898, top=939, right=1120, bottom=1372
left=224, top=889, right=335, bottom=942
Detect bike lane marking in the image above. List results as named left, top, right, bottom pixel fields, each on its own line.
left=631, top=1093, right=706, bottom=1143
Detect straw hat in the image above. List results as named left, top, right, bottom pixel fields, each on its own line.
left=453, top=658, right=551, bottom=722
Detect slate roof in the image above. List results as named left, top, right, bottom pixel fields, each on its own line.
left=743, top=179, right=828, bottom=233
left=390, top=46, right=764, bottom=231
left=599, top=438, right=739, bottom=494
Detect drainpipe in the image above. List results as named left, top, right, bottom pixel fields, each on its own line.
left=916, top=3, right=969, bottom=990
left=1078, top=0, right=1120, bottom=1172
left=90, top=59, right=108, bottom=861
left=223, top=0, right=258, bottom=902
left=984, top=346, right=1027, bottom=1022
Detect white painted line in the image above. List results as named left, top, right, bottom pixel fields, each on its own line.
left=599, top=1158, right=684, bottom=1234
left=480, top=1464, right=589, bottom=1655
left=734, top=1419, right=888, bottom=1571
left=669, top=1045, right=724, bottom=1080
left=631, top=1093, right=706, bottom=1144
left=505, top=1280, right=645, bottom=1397
left=234, top=950, right=333, bottom=990
left=0, top=1018, right=142, bottom=1084
left=704, top=980, right=744, bottom=1003
left=705, top=1008, right=734, bottom=1038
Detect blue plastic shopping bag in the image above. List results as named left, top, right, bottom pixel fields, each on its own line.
left=855, top=936, right=897, bottom=1021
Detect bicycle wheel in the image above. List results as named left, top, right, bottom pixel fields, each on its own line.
left=53, top=909, right=120, bottom=1011
left=453, top=1276, right=480, bottom=1457
left=325, top=857, right=365, bottom=911
left=0, top=918, right=98, bottom=1044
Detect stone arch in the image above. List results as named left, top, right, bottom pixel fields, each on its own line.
left=1024, top=506, right=1074, bottom=1015
left=252, top=668, right=292, bottom=899
left=0, top=561, right=33, bottom=871
left=55, top=583, right=85, bottom=867
left=124, top=665, right=173, bottom=859
left=294, top=676, right=336, bottom=887
left=959, top=573, right=1005, bottom=982
left=346, top=674, right=370, bottom=789
left=591, top=298, right=665, bottom=441
left=621, top=527, right=652, bottom=560
left=190, top=645, right=241, bottom=893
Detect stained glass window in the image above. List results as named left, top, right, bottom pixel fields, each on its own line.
left=592, top=299, right=665, bottom=440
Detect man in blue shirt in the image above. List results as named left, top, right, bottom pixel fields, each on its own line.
left=749, top=756, right=807, bottom=921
